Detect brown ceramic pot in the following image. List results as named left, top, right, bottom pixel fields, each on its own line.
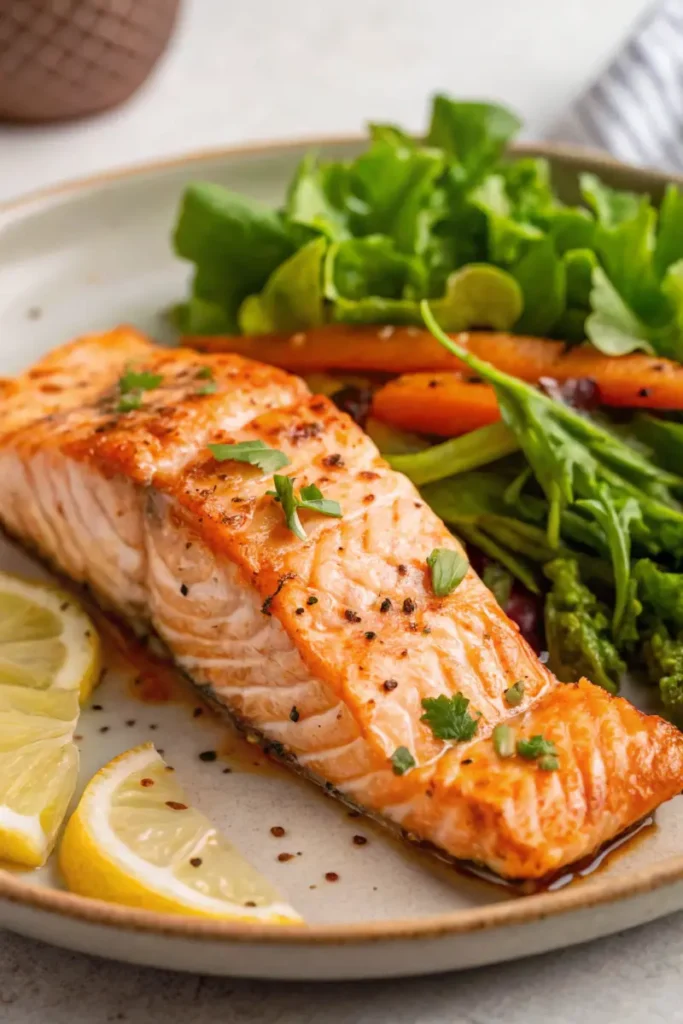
left=0, top=0, right=180, bottom=123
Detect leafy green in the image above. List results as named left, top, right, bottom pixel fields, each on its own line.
left=386, top=421, right=519, bottom=486
left=543, top=558, right=624, bottom=693
left=390, top=746, right=416, bottom=775
left=426, top=96, right=521, bottom=184
left=422, top=300, right=683, bottom=557
left=427, top=548, right=469, bottom=597
left=207, top=440, right=290, bottom=474
left=420, top=693, right=480, bottom=742
left=654, top=185, right=683, bottom=278
left=173, top=182, right=297, bottom=333
left=576, top=491, right=640, bottom=637
left=267, top=476, right=343, bottom=540
left=511, top=237, right=566, bottom=335
left=238, top=237, right=326, bottom=334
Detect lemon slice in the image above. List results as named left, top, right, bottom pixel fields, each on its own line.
left=59, top=744, right=301, bottom=923
left=0, top=572, right=100, bottom=867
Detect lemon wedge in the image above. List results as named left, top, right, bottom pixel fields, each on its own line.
left=59, top=744, right=301, bottom=923
left=0, top=572, right=100, bottom=867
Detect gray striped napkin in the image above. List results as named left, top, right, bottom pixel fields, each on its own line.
left=547, top=0, right=683, bottom=172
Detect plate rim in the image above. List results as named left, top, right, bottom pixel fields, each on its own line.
left=2, top=133, right=683, bottom=949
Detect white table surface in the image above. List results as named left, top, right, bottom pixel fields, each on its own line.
left=3, top=1, right=681, bottom=1021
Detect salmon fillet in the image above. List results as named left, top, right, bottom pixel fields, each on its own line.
left=1, top=327, right=682, bottom=880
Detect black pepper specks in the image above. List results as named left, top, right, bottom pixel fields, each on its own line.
left=180, top=583, right=189, bottom=596
left=383, top=679, right=398, bottom=691
left=364, top=631, right=376, bottom=641
left=344, top=609, right=362, bottom=623
left=199, top=750, right=217, bottom=762
left=397, top=564, right=408, bottom=576
left=402, top=598, right=416, bottom=614
left=638, top=387, right=651, bottom=398
left=190, top=857, right=202, bottom=868
left=289, top=706, right=300, bottom=722
left=295, top=607, right=305, bottom=616
left=379, top=598, right=392, bottom=613
left=307, top=596, right=318, bottom=606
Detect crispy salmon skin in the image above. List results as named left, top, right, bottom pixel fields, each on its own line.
left=1, top=327, right=682, bottom=880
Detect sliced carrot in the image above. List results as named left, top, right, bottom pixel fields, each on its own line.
left=372, top=373, right=501, bottom=436
left=187, top=326, right=683, bottom=410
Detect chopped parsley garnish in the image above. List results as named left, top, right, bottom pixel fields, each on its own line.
left=197, top=380, right=218, bottom=395
left=196, top=365, right=214, bottom=379
left=427, top=548, right=469, bottom=597
left=116, top=364, right=162, bottom=413
left=504, top=681, right=525, bottom=707
left=516, top=734, right=558, bottom=761
left=492, top=723, right=515, bottom=758
left=268, top=475, right=343, bottom=541
left=208, top=440, right=290, bottom=474
left=538, top=753, right=560, bottom=771
left=420, top=693, right=479, bottom=742
left=391, top=746, right=416, bottom=775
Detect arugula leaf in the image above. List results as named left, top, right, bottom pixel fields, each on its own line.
left=173, top=182, right=296, bottom=333
left=427, top=548, right=469, bottom=597
left=421, top=299, right=683, bottom=556
left=544, top=558, right=624, bottom=693
left=238, top=237, right=327, bottom=334
left=585, top=266, right=654, bottom=356
left=576, top=490, right=640, bottom=637
left=268, top=475, right=342, bottom=540
left=207, top=440, right=290, bottom=474
left=324, top=237, right=423, bottom=325
left=420, top=693, right=479, bottom=742
left=391, top=746, right=416, bottom=775
left=516, top=734, right=557, bottom=760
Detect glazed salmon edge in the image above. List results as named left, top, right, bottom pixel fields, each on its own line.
left=1, top=327, right=682, bottom=882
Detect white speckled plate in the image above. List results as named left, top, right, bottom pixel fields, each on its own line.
left=1, top=140, right=683, bottom=980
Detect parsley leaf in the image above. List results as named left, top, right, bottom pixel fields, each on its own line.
left=208, top=440, right=290, bottom=474
left=391, top=746, right=416, bottom=775
left=268, top=475, right=343, bottom=540
left=427, top=548, right=469, bottom=597
left=118, top=366, right=163, bottom=394
left=197, top=380, right=218, bottom=395
left=420, top=693, right=479, bottom=742
left=516, top=734, right=557, bottom=760
left=196, top=365, right=214, bottom=379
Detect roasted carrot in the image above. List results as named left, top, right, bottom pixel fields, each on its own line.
left=372, top=373, right=501, bottom=436
left=188, top=326, right=683, bottom=410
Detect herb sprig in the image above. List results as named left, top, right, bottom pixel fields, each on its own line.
left=208, top=440, right=290, bottom=474
left=268, top=475, right=343, bottom=540
left=420, top=693, right=480, bottom=742
left=116, top=365, right=163, bottom=412
left=427, top=548, right=469, bottom=597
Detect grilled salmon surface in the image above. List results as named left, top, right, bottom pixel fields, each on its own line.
left=1, top=328, right=682, bottom=880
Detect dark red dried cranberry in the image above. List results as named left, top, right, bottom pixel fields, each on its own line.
left=332, top=386, right=373, bottom=427
left=538, top=376, right=600, bottom=411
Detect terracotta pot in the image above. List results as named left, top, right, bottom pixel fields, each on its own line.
left=0, top=0, right=180, bottom=123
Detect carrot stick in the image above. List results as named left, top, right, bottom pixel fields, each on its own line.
left=372, top=373, right=501, bottom=436
left=187, top=326, right=683, bottom=409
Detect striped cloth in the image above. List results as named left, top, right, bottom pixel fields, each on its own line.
left=547, top=0, right=683, bottom=172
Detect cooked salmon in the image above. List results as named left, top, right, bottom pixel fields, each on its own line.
left=1, top=327, right=682, bottom=880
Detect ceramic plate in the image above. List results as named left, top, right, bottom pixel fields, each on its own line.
left=2, top=139, right=683, bottom=981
